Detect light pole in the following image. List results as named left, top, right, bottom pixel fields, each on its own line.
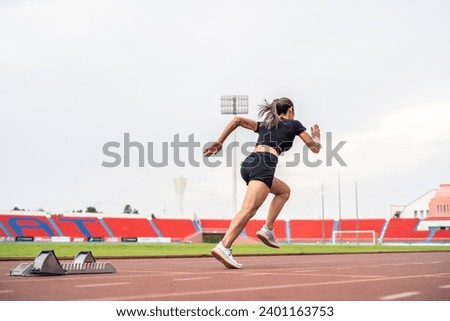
left=321, top=182, right=325, bottom=244
left=338, top=170, right=342, bottom=244
left=221, top=95, right=249, bottom=215
left=355, top=182, right=359, bottom=245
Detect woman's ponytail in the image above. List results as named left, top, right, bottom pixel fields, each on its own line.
left=258, top=97, right=293, bottom=129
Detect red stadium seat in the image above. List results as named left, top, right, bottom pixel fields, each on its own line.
left=152, top=218, right=197, bottom=241
left=0, top=214, right=59, bottom=237
left=102, top=217, right=157, bottom=238
left=382, top=218, right=429, bottom=242
left=52, top=215, right=109, bottom=238
left=289, top=219, right=335, bottom=242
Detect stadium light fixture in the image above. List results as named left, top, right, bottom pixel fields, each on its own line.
left=221, top=95, right=249, bottom=215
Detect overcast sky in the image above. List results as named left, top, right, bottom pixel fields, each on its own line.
left=1, top=0, right=449, bottom=220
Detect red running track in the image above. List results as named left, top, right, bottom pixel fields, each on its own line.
left=0, top=252, right=449, bottom=301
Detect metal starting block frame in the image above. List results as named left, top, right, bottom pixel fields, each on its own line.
left=10, top=250, right=116, bottom=277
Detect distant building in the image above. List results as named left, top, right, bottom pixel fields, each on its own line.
left=391, top=189, right=437, bottom=219
left=391, top=184, right=450, bottom=220
left=428, top=184, right=450, bottom=218
left=389, top=184, right=450, bottom=232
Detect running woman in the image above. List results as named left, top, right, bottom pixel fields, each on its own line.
left=204, top=97, right=321, bottom=269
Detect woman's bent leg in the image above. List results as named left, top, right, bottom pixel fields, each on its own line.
left=221, top=180, right=270, bottom=248
left=255, top=177, right=290, bottom=248
left=211, top=180, right=270, bottom=268
left=265, top=177, right=290, bottom=229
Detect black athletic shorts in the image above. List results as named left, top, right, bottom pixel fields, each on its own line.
left=240, top=152, right=278, bottom=189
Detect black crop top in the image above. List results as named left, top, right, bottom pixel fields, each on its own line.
left=254, top=119, right=306, bottom=154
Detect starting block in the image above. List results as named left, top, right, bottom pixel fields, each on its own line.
left=10, top=250, right=116, bottom=276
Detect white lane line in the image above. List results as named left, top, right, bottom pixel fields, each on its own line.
left=0, top=290, right=13, bottom=294
left=439, top=284, right=450, bottom=289
left=91, top=273, right=450, bottom=301
left=379, top=291, right=420, bottom=300
left=241, top=273, right=273, bottom=277
left=293, top=270, right=317, bottom=273
left=173, top=277, right=211, bottom=281
left=75, top=282, right=130, bottom=288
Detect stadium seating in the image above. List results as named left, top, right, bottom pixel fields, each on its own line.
left=0, top=214, right=60, bottom=237
left=289, top=219, right=335, bottom=242
left=1, top=213, right=448, bottom=243
left=102, top=217, right=157, bottom=238
left=339, top=219, right=386, bottom=233
left=244, top=219, right=287, bottom=241
left=337, top=219, right=386, bottom=242
left=52, top=215, right=109, bottom=238
left=382, top=218, right=430, bottom=242
left=199, top=219, right=231, bottom=232
left=151, top=218, right=197, bottom=241
left=431, top=229, right=450, bottom=242
left=0, top=227, right=8, bottom=237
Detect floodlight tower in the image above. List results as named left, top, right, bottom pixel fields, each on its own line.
left=221, top=95, right=249, bottom=215
left=338, top=171, right=342, bottom=244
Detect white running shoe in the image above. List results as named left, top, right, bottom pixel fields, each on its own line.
left=256, top=225, right=280, bottom=248
left=210, top=242, right=243, bottom=269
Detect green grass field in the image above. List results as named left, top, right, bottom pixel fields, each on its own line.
left=1, top=242, right=449, bottom=260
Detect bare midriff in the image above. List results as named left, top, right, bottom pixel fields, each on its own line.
left=253, top=144, right=279, bottom=157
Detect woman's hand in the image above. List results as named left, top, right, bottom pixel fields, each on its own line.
left=311, top=124, right=320, bottom=143
left=300, top=124, right=321, bottom=154
left=203, top=141, right=223, bottom=157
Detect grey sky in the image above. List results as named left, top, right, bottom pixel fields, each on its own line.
left=1, top=0, right=449, bottom=219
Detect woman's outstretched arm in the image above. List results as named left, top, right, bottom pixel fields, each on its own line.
left=204, top=116, right=257, bottom=157
left=299, top=124, right=321, bottom=154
